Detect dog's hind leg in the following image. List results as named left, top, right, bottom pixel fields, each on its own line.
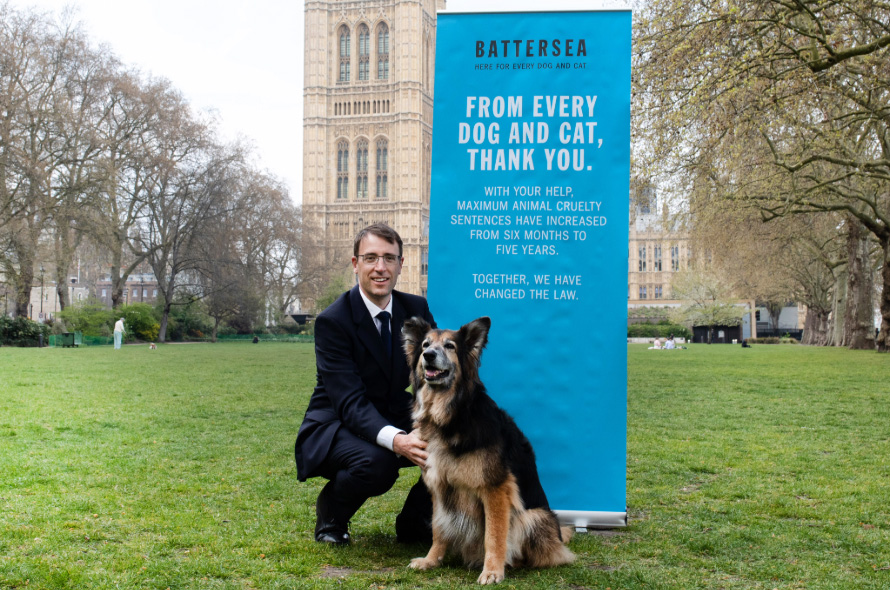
left=477, top=482, right=515, bottom=585
left=519, top=510, right=575, bottom=568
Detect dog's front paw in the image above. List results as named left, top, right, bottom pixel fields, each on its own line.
left=409, top=556, right=440, bottom=571
left=477, top=569, right=505, bottom=585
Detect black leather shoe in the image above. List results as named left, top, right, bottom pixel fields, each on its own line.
left=314, top=481, right=353, bottom=545
left=315, top=527, right=351, bottom=545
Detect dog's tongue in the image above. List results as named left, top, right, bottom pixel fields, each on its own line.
left=426, top=369, right=441, bottom=379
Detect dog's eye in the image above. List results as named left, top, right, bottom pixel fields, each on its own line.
left=421, top=340, right=431, bottom=348
left=444, top=341, right=456, bottom=350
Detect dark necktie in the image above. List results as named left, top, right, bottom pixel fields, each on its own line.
left=377, top=311, right=391, bottom=358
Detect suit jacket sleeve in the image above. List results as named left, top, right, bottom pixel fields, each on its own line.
left=313, top=313, right=391, bottom=443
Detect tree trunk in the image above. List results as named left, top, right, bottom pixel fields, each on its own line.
left=766, top=301, right=782, bottom=331
left=877, top=238, right=890, bottom=352
left=828, top=264, right=846, bottom=347
left=158, top=302, right=172, bottom=343
left=110, top=252, right=124, bottom=309
left=843, top=219, right=876, bottom=350
left=14, top=271, right=32, bottom=318
left=56, top=282, right=69, bottom=311
left=212, top=317, right=220, bottom=343
left=802, top=307, right=831, bottom=346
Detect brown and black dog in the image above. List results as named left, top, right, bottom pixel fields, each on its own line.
left=402, top=316, right=574, bottom=585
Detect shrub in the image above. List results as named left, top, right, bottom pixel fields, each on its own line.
left=57, top=299, right=116, bottom=337
left=270, top=322, right=303, bottom=335
left=0, top=316, right=51, bottom=347
left=162, top=299, right=214, bottom=341
left=121, top=303, right=160, bottom=342
left=627, top=323, right=691, bottom=340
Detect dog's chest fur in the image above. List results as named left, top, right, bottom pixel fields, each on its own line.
left=413, top=385, right=497, bottom=492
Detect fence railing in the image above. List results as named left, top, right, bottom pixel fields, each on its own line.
left=48, top=333, right=111, bottom=347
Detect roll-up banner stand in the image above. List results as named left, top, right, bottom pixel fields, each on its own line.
left=428, top=10, right=630, bottom=528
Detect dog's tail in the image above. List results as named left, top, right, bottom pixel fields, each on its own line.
left=560, top=525, right=575, bottom=544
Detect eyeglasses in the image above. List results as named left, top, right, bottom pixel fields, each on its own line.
left=357, top=253, right=401, bottom=266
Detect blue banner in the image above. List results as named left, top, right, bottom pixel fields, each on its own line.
left=428, top=10, right=630, bottom=526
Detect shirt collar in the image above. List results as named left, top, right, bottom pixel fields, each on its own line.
left=358, top=286, right=393, bottom=319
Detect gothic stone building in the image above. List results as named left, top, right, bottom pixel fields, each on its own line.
left=302, top=0, right=446, bottom=297
left=627, top=186, right=691, bottom=305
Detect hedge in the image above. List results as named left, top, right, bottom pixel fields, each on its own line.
left=0, top=316, right=51, bottom=347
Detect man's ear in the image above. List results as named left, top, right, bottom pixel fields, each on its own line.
left=402, top=317, right=431, bottom=360
left=458, top=316, right=491, bottom=364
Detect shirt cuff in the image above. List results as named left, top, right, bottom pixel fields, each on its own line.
left=377, top=425, right=406, bottom=452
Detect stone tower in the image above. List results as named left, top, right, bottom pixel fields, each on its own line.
left=302, top=0, right=446, bottom=298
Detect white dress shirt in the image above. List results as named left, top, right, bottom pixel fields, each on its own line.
left=357, top=287, right=404, bottom=452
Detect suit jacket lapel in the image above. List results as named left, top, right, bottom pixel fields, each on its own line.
left=391, top=294, right=409, bottom=387
left=350, top=285, right=392, bottom=379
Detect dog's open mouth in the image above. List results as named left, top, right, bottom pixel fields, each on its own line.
left=424, top=368, right=450, bottom=382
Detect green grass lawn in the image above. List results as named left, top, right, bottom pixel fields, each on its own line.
left=1, top=342, right=888, bottom=589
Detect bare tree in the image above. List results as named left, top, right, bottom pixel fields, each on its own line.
left=635, top=0, right=890, bottom=349
left=668, top=268, right=749, bottom=343
left=0, top=5, right=63, bottom=317
left=143, top=135, right=243, bottom=342
left=45, top=20, right=113, bottom=310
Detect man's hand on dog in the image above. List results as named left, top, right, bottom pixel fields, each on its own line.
left=393, top=430, right=428, bottom=468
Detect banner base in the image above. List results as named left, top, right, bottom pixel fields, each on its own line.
left=555, top=509, right=627, bottom=529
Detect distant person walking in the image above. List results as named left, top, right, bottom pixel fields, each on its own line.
left=114, top=318, right=125, bottom=350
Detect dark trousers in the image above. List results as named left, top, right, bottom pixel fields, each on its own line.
left=315, top=426, right=432, bottom=542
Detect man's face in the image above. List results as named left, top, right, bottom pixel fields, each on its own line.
left=353, top=233, right=403, bottom=308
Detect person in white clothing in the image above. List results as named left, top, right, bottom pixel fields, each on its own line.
left=113, top=318, right=125, bottom=350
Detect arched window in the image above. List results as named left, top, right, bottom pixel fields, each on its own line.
left=356, top=139, right=369, bottom=200
left=377, top=24, right=389, bottom=80
left=337, top=140, right=349, bottom=199
left=376, top=139, right=388, bottom=199
left=338, top=25, right=351, bottom=83
left=358, top=24, right=370, bottom=81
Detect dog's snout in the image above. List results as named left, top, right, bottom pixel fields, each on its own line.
left=422, top=349, right=438, bottom=363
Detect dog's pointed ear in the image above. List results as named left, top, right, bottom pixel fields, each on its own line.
left=459, top=316, right=491, bottom=364
left=402, top=317, right=431, bottom=359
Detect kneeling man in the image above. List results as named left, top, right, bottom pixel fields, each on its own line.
left=295, top=223, right=435, bottom=544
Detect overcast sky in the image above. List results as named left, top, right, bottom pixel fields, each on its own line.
left=15, top=0, right=628, bottom=205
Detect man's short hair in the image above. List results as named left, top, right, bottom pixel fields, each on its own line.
left=353, top=223, right=403, bottom=257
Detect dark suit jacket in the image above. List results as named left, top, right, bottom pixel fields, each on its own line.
left=295, top=285, right=436, bottom=481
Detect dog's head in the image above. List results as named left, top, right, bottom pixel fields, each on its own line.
left=403, top=316, right=491, bottom=390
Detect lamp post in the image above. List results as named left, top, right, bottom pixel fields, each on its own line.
left=140, top=277, right=144, bottom=302
left=39, top=265, right=44, bottom=316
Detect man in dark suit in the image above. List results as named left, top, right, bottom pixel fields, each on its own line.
left=295, top=223, right=435, bottom=545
